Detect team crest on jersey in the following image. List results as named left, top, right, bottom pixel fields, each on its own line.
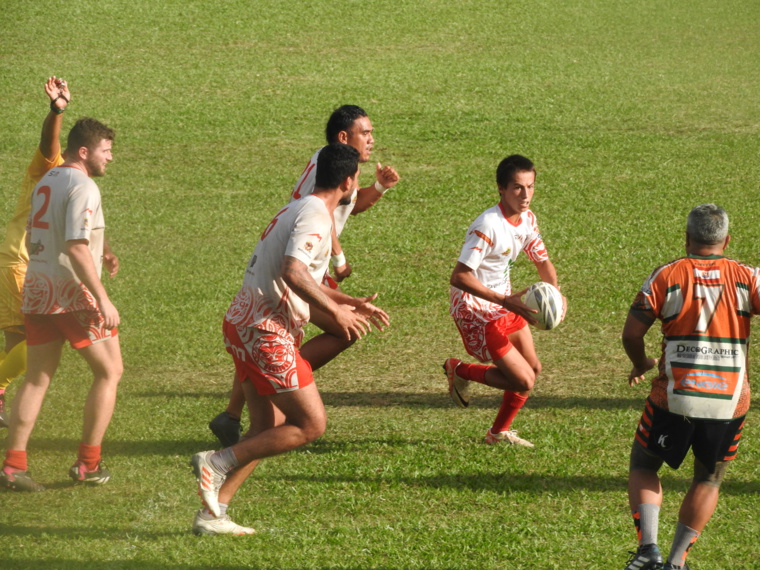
left=303, top=241, right=314, bottom=252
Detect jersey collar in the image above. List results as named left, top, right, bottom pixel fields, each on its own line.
left=687, top=253, right=725, bottom=259
left=498, top=202, right=522, bottom=227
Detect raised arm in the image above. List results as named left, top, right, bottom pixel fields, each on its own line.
left=352, top=162, right=400, bottom=214
left=39, top=76, right=71, bottom=160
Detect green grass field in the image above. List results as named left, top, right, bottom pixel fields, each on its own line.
left=2, top=0, right=760, bottom=568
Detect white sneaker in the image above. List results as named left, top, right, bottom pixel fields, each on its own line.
left=484, top=429, right=534, bottom=448
left=192, top=510, right=255, bottom=536
left=190, top=451, right=226, bottom=517
left=443, top=358, right=471, bottom=408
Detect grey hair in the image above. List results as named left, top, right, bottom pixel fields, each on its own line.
left=687, top=204, right=729, bottom=245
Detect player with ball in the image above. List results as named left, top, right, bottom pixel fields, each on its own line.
left=445, top=154, right=565, bottom=447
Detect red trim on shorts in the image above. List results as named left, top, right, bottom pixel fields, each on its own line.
left=25, top=312, right=116, bottom=349
left=484, top=312, right=527, bottom=361
left=223, top=320, right=314, bottom=396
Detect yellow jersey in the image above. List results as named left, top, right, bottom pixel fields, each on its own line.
left=0, top=148, right=64, bottom=267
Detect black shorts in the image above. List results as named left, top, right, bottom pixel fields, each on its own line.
left=634, top=398, right=745, bottom=473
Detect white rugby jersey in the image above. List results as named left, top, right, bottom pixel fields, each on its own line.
left=23, top=166, right=105, bottom=314
left=226, top=195, right=332, bottom=345
left=450, top=203, right=548, bottom=323
left=291, top=149, right=357, bottom=237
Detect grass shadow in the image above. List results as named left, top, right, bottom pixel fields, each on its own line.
left=0, top=553, right=249, bottom=570
left=129, top=389, right=643, bottom=411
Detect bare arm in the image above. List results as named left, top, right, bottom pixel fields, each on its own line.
left=534, top=259, right=558, bottom=287
left=450, top=261, right=538, bottom=324
left=281, top=256, right=368, bottom=340
left=320, top=288, right=390, bottom=332
left=330, top=224, right=351, bottom=282
left=534, top=258, right=567, bottom=320
left=622, top=309, right=657, bottom=386
left=103, top=238, right=120, bottom=278
left=352, top=163, right=400, bottom=214
left=66, top=240, right=119, bottom=329
left=39, top=76, right=70, bottom=160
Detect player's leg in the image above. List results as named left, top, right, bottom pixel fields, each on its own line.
left=301, top=306, right=357, bottom=370
left=195, top=381, right=279, bottom=535
left=217, top=380, right=281, bottom=505
left=0, top=334, right=27, bottom=389
left=0, top=265, right=30, bottom=424
left=192, top=333, right=324, bottom=517
left=209, top=374, right=245, bottom=447
left=445, top=315, right=534, bottom=411
left=2, top=330, right=25, bottom=355
left=5, top=338, right=63, bottom=452
left=0, top=332, right=26, bottom=427
left=232, top=382, right=327, bottom=463
left=71, top=333, right=122, bottom=483
left=677, top=461, right=722, bottom=530
left=448, top=315, right=535, bottom=392
left=665, top=416, right=742, bottom=567
left=78, top=335, right=123, bottom=446
left=193, top=382, right=326, bottom=517
left=484, top=325, right=538, bottom=446
left=665, top=470, right=720, bottom=568
left=0, top=336, right=64, bottom=491
left=624, top=434, right=666, bottom=569
left=625, top=467, right=664, bottom=569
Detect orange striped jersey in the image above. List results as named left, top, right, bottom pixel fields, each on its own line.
left=631, top=254, right=760, bottom=419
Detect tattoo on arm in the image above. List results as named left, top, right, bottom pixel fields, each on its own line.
left=282, top=256, right=334, bottom=314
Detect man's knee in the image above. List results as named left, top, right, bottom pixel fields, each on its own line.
left=301, top=413, right=326, bottom=443
left=630, top=438, right=664, bottom=472
left=513, top=368, right=535, bottom=392
left=694, top=458, right=729, bottom=489
left=97, top=362, right=123, bottom=384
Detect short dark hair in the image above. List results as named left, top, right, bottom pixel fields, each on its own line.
left=687, top=204, right=729, bottom=245
left=66, top=118, right=115, bottom=154
left=325, top=105, right=367, bottom=144
left=315, top=143, right=360, bottom=189
left=496, top=154, right=535, bottom=187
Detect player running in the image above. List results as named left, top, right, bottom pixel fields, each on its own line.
left=622, top=204, right=757, bottom=570
left=190, top=143, right=389, bottom=535
left=444, top=154, right=565, bottom=448
left=208, top=105, right=399, bottom=447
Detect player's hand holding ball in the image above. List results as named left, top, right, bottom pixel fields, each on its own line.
left=524, top=282, right=564, bottom=331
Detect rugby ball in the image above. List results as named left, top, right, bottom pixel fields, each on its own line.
left=524, top=282, right=563, bottom=331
